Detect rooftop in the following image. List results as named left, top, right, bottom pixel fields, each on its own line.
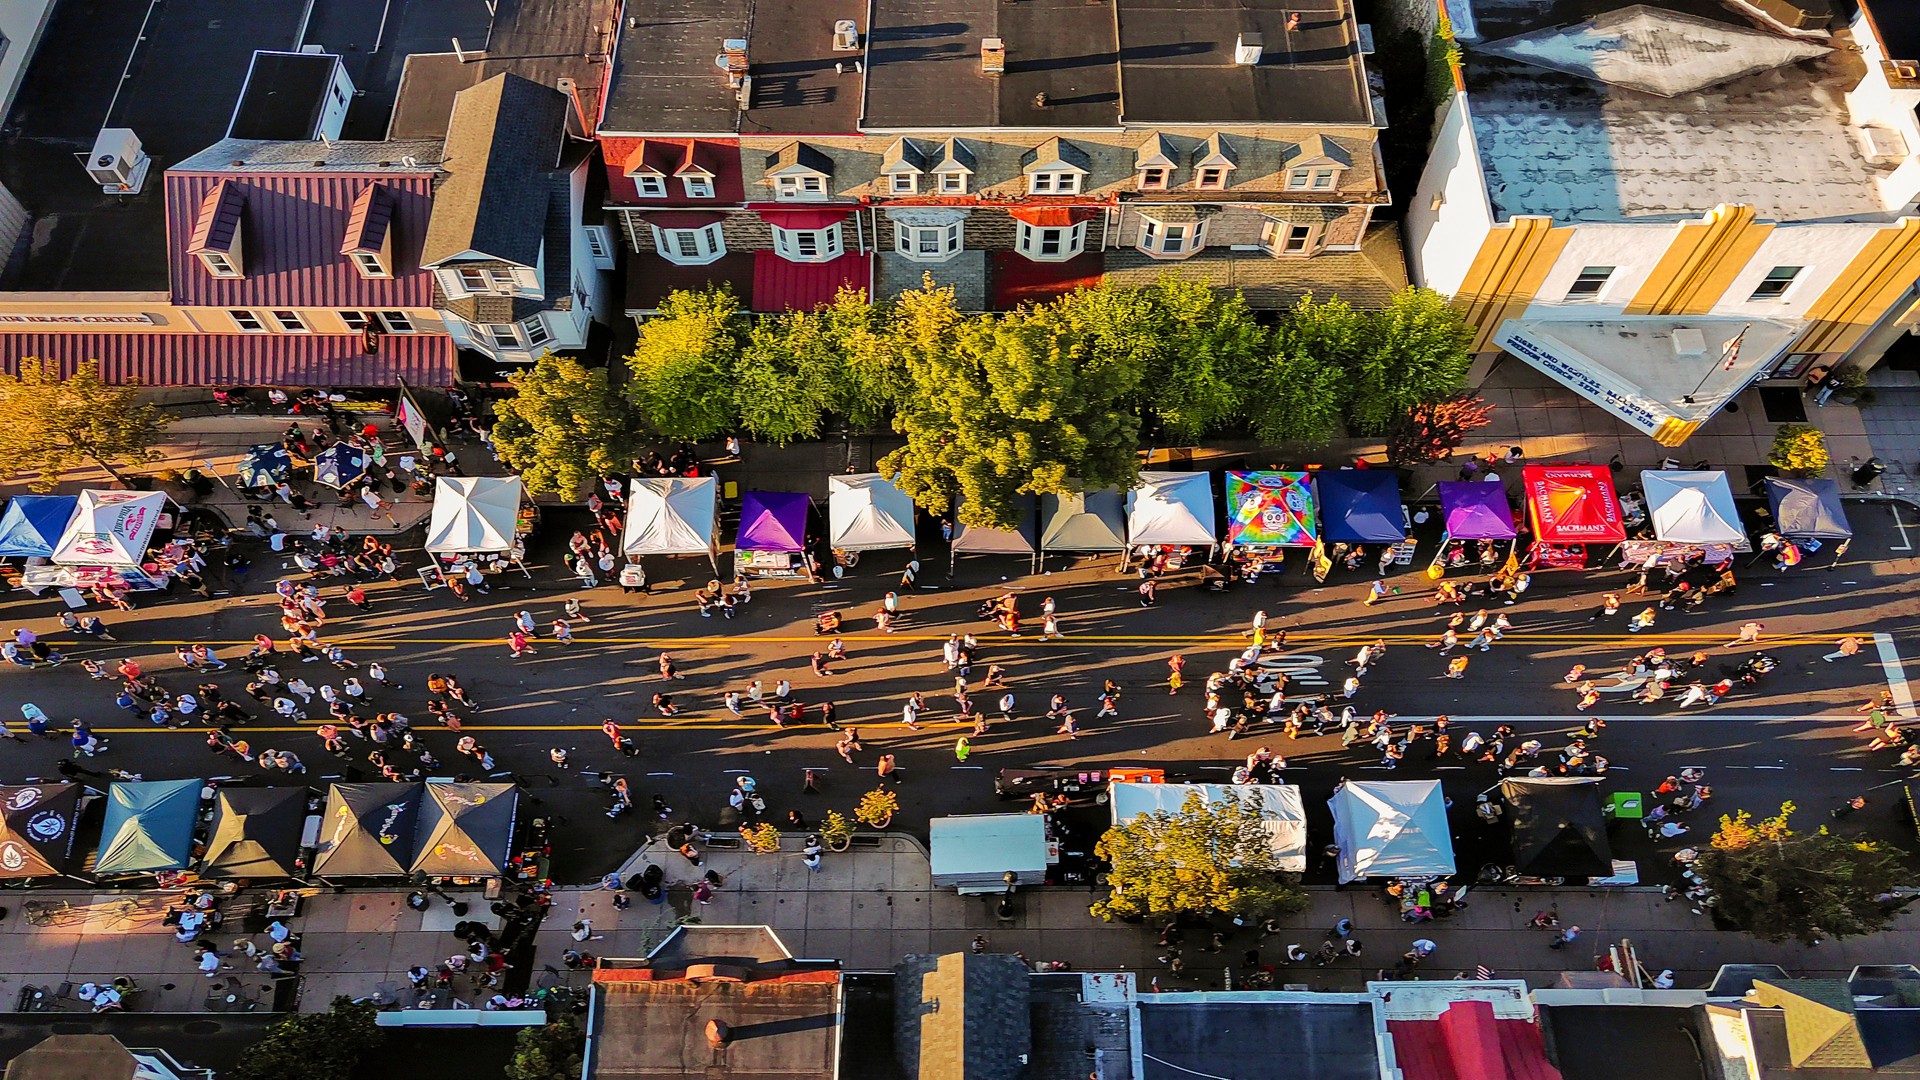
left=1115, top=0, right=1373, bottom=125
left=601, top=0, right=866, bottom=136
left=300, top=0, right=494, bottom=139
left=228, top=52, right=345, bottom=141
left=1462, top=0, right=1894, bottom=222
left=0, top=0, right=310, bottom=292
left=422, top=74, right=568, bottom=267
left=862, top=0, right=1120, bottom=130
left=1138, top=996, right=1379, bottom=1080
left=1537, top=1004, right=1710, bottom=1080
left=386, top=0, right=616, bottom=141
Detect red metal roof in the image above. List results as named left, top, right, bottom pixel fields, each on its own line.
left=1006, top=205, right=1101, bottom=226
left=599, top=137, right=745, bottom=205
left=0, top=332, right=456, bottom=388
left=638, top=211, right=727, bottom=228
left=753, top=207, right=854, bottom=230
left=165, top=171, right=437, bottom=309
left=752, top=252, right=870, bottom=312
left=1387, top=1002, right=1563, bottom=1080
left=989, top=250, right=1105, bottom=309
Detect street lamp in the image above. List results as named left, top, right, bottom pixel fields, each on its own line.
left=997, top=871, right=1018, bottom=920
left=410, top=871, right=469, bottom=917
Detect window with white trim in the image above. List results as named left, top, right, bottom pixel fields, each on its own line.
left=772, top=224, right=843, bottom=263
left=348, top=251, right=389, bottom=278
left=270, top=310, right=310, bottom=333
left=651, top=224, right=726, bottom=266
left=378, top=311, right=414, bottom=333
left=199, top=252, right=239, bottom=278
left=634, top=173, right=667, bottom=198
left=1287, top=167, right=1339, bottom=190
left=1259, top=220, right=1320, bottom=256
left=681, top=175, right=714, bottom=199
left=585, top=225, right=614, bottom=270
left=1749, top=265, right=1803, bottom=300
left=340, top=310, right=371, bottom=332
left=895, top=221, right=963, bottom=261
left=937, top=172, right=967, bottom=195
left=487, top=324, right=519, bottom=348
left=1566, top=266, right=1615, bottom=300
left=1139, top=218, right=1204, bottom=257
left=889, top=172, right=919, bottom=195
left=1195, top=166, right=1229, bottom=190
left=1014, top=221, right=1087, bottom=262
left=1027, top=171, right=1082, bottom=195
left=455, top=267, right=521, bottom=295
left=774, top=174, right=828, bottom=200
left=230, top=309, right=265, bottom=333
left=523, top=318, right=550, bottom=348
left=1137, top=167, right=1171, bottom=191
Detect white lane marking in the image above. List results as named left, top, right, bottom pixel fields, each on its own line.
left=1874, top=633, right=1915, bottom=717
left=1753, top=765, right=1786, bottom=770
left=1890, top=504, right=1914, bottom=552
left=1832, top=767, right=1865, bottom=771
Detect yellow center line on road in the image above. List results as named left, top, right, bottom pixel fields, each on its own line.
left=151, top=632, right=1857, bottom=647
left=88, top=719, right=971, bottom=734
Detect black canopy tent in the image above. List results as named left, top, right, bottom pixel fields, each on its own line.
left=411, top=782, right=519, bottom=876
left=1500, top=777, right=1614, bottom=877
left=0, top=783, right=81, bottom=880
left=201, top=787, right=309, bottom=879
left=313, top=783, right=422, bottom=878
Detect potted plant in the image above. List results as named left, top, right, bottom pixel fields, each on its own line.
left=820, top=811, right=855, bottom=852
left=1767, top=424, right=1830, bottom=478
left=855, top=788, right=899, bottom=830
left=740, top=823, right=782, bottom=854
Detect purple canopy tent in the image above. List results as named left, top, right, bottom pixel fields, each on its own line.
left=1437, top=482, right=1517, bottom=540
left=735, top=491, right=813, bottom=579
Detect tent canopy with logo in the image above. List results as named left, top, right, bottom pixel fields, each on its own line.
left=1500, top=777, right=1614, bottom=878
left=313, top=783, right=423, bottom=877
left=237, top=444, right=292, bottom=489
left=412, top=782, right=519, bottom=877
left=1224, top=471, right=1316, bottom=547
left=0, top=783, right=80, bottom=879
left=1330, top=779, right=1456, bottom=883
left=1127, top=471, right=1216, bottom=547
left=1040, top=488, right=1127, bottom=553
left=52, top=490, right=172, bottom=567
left=1437, top=482, right=1517, bottom=540
left=623, top=476, right=720, bottom=574
left=0, top=495, right=78, bottom=558
left=951, top=497, right=1039, bottom=573
left=829, top=473, right=917, bottom=551
left=1109, top=782, right=1307, bottom=873
left=736, top=491, right=811, bottom=552
left=1317, top=470, right=1406, bottom=544
left=1642, top=470, right=1744, bottom=545
left=1764, top=477, right=1851, bottom=540
left=1522, top=464, right=1626, bottom=545
left=201, top=787, right=309, bottom=879
left=312, top=442, right=370, bottom=489
left=95, top=779, right=203, bottom=876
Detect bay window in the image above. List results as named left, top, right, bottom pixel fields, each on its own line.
left=772, top=224, right=843, bottom=263
left=1014, top=221, right=1086, bottom=262
left=896, top=221, right=963, bottom=261
left=651, top=223, right=726, bottom=266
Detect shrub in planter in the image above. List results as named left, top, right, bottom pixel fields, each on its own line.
left=820, top=810, right=855, bottom=851
left=740, top=823, right=782, bottom=854
left=1767, top=424, right=1829, bottom=478
left=855, top=789, right=899, bottom=829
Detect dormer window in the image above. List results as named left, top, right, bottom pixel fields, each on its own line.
left=1134, top=134, right=1178, bottom=194
left=634, top=173, right=668, bottom=198
left=890, top=173, right=918, bottom=195
left=767, top=143, right=834, bottom=202
left=882, top=138, right=929, bottom=198
left=188, top=179, right=246, bottom=279
left=1138, top=167, right=1171, bottom=191
left=676, top=144, right=717, bottom=198
left=340, top=184, right=396, bottom=279
left=682, top=175, right=713, bottom=199
left=932, top=138, right=975, bottom=196
left=938, top=172, right=967, bottom=194
left=1023, top=137, right=1090, bottom=196
left=1192, top=134, right=1236, bottom=192
left=349, top=251, right=388, bottom=277
left=200, top=252, right=240, bottom=278
left=1282, top=135, right=1352, bottom=192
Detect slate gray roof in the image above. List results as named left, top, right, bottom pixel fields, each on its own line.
left=422, top=73, right=569, bottom=267
left=1104, top=222, right=1409, bottom=309
left=893, top=953, right=1031, bottom=1080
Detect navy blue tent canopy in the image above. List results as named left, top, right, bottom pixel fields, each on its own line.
left=1764, top=477, right=1851, bottom=540
left=238, top=444, right=292, bottom=489
left=0, top=495, right=78, bottom=558
left=1316, top=470, right=1406, bottom=544
left=312, top=443, right=369, bottom=489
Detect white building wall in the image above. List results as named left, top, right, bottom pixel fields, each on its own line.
left=1406, top=92, right=1494, bottom=296
left=1845, top=6, right=1920, bottom=216
left=1708, top=224, right=1880, bottom=319
left=0, top=0, right=54, bottom=123
left=1522, top=222, right=1677, bottom=316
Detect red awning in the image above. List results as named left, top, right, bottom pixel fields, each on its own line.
left=640, top=210, right=726, bottom=228
left=1005, top=205, right=1101, bottom=227
left=752, top=207, right=854, bottom=230
left=0, top=331, right=456, bottom=388
left=989, top=250, right=1104, bottom=308
left=752, top=252, right=871, bottom=312
left=1385, top=1001, right=1563, bottom=1080
left=1522, top=464, right=1626, bottom=544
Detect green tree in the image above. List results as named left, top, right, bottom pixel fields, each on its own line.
left=0, top=358, right=170, bottom=490
left=1694, top=801, right=1908, bottom=945
left=1091, top=790, right=1309, bottom=922
left=233, top=997, right=382, bottom=1080
left=881, top=288, right=1144, bottom=530
left=735, top=308, right=847, bottom=445
left=1348, top=288, right=1475, bottom=436
left=625, top=288, right=744, bottom=439
left=820, top=286, right=907, bottom=430
left=1111, top=279, right=1260, bottom=443
left=507, top=1016, right=586, bottom=1080
left=491, top=354, right=649, bottom=496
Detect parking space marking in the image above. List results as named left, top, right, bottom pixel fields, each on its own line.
left=1873, top=632, right=1914, bottom=716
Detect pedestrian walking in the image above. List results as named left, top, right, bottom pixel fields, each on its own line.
left=1724, top=621, right=1764, bottom=648
left=954, top=736, right=971, bottom=762
left=1628, top=607, right=1657, bottom=633
left=1548, top=925, right=1581, bottom=950
left=1365, top=580, right=1389, bottom=606
left=1445, top=656, right=1469, bottom=680
left=1823, top=636, right=1864, bottom=662
left=509, top=630, right=536, bottom=657
left=1168, top=654, right=1186, bottom=695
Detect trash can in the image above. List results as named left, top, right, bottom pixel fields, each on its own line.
left=1852, top=457, right=1885, bottom=489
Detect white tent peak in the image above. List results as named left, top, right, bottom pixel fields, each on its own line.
left=426, top=476, right=524, bottom=555
left=1127, top=471, right=1216, bottom=546
left=1642, top=469, right=1743, bottom=545
left=53, top=490, right=171, bottom=567
left=829, top=473, right=916, bottom=551
left=623, top=476, right=718, bottom=559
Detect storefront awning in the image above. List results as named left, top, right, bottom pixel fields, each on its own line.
left=1437, top=482, right=1516, bottom=540
left=1224, top=471, right=1315, bottom=547
left=1522, top=464, right=1625, bottom=544
left=1642, top=469, right=1743, bottom=544
left=1493, top=317, right=1800, bottom=447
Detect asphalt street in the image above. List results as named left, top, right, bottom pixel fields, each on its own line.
left=4, top=495, right=1918, bottom=885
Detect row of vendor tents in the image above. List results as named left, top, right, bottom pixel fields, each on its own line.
left=0, top=491, right=178, bottom=563
left=411, top=466, right=1854, bottom=569
left=0, top=780, right=519, bottom=882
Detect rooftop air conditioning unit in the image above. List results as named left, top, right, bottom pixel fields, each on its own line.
left=833, top=20, right=860, bottom=50
left=86, top=128, right=150, bottom=195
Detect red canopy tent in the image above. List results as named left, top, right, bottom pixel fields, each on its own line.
left=1522, top=465, right=1625, bottom=544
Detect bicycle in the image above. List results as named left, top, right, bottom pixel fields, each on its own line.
left=23, top=899, right=75, bottom=926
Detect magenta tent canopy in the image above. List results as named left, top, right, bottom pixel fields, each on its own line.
left=1437, top=482, right=1517, bottom=540
left=736, top=491, right=810, bottom=552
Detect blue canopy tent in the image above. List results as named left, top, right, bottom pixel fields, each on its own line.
left=1764, top=477, right=1851, bottom=540
left=95, top=779, right=202, bottom=876
left=237, top=444, right=292, bottom=489
left=0, top=495, right=78, bottom=557
left=312, top=442, right=369, bottom=489
left=1316, top=470, right=1406, bottom=544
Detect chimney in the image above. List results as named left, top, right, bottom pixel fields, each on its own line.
left=1234, top=32, right=1263, bottom=65
left=833, top=19, right=860, bottom=51
left=981, top=37, right=1006, bottom=75
left=706, top=1020, right=732, bottom=1049
left=717, top=38, right=750, bottom=86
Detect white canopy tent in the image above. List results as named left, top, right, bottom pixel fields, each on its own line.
left=1039, top=488, right=1127, bottom=556
left=1127, top=472, right=1216, bottom=547
left=51, top=490, right=172, bottom=567
left=929, top=813, right=1050, bottom=893
left=1329, top=779, right=1456, bottom=883
left=828, top=473, right=916, bottom=552
left=623, top=476, right=720, bottom=574
left=1641, top=470, right=1744, bottom=545
left=425, top=476, right=529, bottom=577
left=1109, top=782, right=1306, bottom=873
